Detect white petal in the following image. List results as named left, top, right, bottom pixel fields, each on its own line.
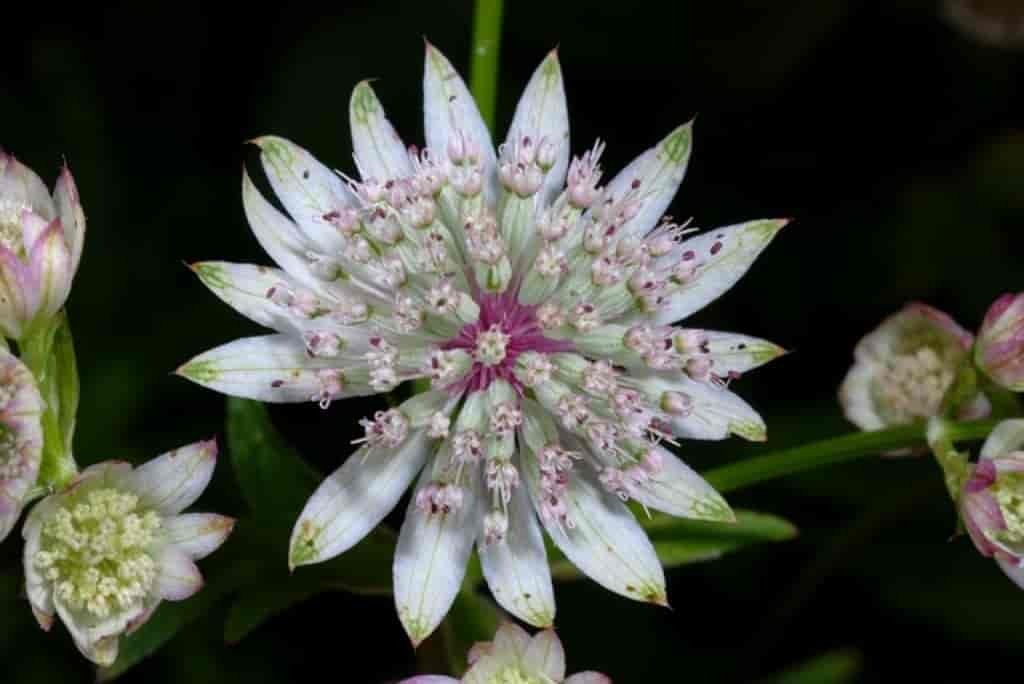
left=27, top=218, right=73, bottom=319
left=394, top=462, right=479, bottom=646
left=565, top=673, right=613, bottom=684
left=523, top=629, right=566, bottom=682
left=399, top=678, right=460, bottom=684
left=162, top=513, right=235, bottom=560
left=177, top=334, right=370, bottom=403
left=655, top=219, right=787, bottom=324
left=478, top=482, right=556, bottom=628
left=602, top=122, right=692, bottom=240
left=53, top=599, right=121, bottom=667
left=290, top=430, right=431, bottom=568
left=523, top=442, right=667, bottom=605
left=154, top=545, right=203, bottom=600
left=647, top=371, right=766, bottom=442
left=241, top=169, right=321, bottom=285
left=0, top=152, right=56, bottom=219
left=981, top=419, right=1024, bottom=460
left=694, top=330, right=787, bottom=377
left=630, top=444, right=733, bottom=522
left=505, top=50, right=569, bottom=204
left=191, top=261, right=312, bottom=334
left=350, top=81, right=414, bottom=181
left=128, top=439, right=217, bottom=515
left=838, top=360, right=886, bottom=431
left=253, top=136, right=353, bottom=254
left=997, top=557, right=1024, bottom=590
left=423, top=43, right=498, bottom=204
left=53, top=166, right=86, bottom=277
left=490, top=621, right=531, bottom=660
left=23, top=495, right=60, bottom=628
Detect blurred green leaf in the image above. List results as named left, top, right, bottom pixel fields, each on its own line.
left=221, top=397, right=397, bottom=643
left=549, top=510, right=798, bottom=581
left=760, top=648, right=861, bottom=684
left=226, top=398, right=320, bottom=527
left=441, top=590, right=501, bottom=676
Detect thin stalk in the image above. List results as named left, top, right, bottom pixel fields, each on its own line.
left=469, top=0, right=504, bottom=132
left=703, top=418, right=1000, bottom=494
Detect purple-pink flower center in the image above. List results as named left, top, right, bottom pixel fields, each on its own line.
left=441, top=291, right=574, bottom=393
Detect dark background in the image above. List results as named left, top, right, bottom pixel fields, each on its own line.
left=2, top=1, right=1023, bottom=681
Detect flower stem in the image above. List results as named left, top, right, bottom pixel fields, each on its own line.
left=703, top=418, right=1000, bottom=494
left=469, top=0, right=504, bottom=132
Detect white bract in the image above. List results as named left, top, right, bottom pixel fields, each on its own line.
left=0, top=347, right=45, bottom=541
left=23, top=440, right=233, bottom=666
left=400, top=622, right=611, bottom=684
left=840, top=303, right=988, bottom=430
left=0, top=151, right=85, bottom=340
left=179, top=44, right=785, bottom=644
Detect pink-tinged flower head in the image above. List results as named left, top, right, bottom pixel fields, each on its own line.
left=400, top=623, right=611, bottom=684
left=960, top=419, right=1024, bottom=590
left=0, top=151, right=86, bottom=339
left=22, top=440, right=233, bottom=666
left=0, top=347, right=44, bottom=541
left=178, top=44, right=787, bottom=645
left=975, top=292, right=1024, bottom=392
left=840, top=303, right=988, bottom=431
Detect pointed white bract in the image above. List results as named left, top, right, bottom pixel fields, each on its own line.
left=182, top=44, right=784, bottom=644
left=0, top=348, right=45, bottom=542
left=400, top=623, right=611, bottom=684
left=22, top=440, right=233, bottom=666
left=0, top=152, right=85, bottom=340
left=839, top=303, right=989, bottom=431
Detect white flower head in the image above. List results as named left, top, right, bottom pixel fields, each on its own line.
left=400, top=622, right=611, bottom=684
left=0, top=151, right=86, bottom=340
left=179, top=43, right=786, bottom=645
left=23, top=440, right=233, bottom=666
left=839, top=302, right=990, bottom=431
left=0, top=347, right=44, bottom=541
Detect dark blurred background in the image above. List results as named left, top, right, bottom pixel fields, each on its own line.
left=2, top=0, right=1023, bottom=681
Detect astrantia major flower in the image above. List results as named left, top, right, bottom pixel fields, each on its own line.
left=400, top=622, right=610, bottom=684
left=23, top=440, right=233, bottom=665
left=0, top=347, right=44, bottom=541
left=0, top=150, right=85, bottom=340
left=935, top=419, right=1024, bottom=590
left=179, top=44, right=785, bottom=643
left=839, top=303, right=989, bottom=431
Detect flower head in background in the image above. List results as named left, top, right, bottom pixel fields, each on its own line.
left=0, top=150, right=86, bottom=340
left=0, top=347, right=44, bottom=541
left=957, top=419, right=1024, bottom=589
left=23, top=440, right=233, bottom=665
left=840, top=303, right=988, bottom=431
left=179, top=44, right=785, bottom=643
left=401, top=622, right=610, bottom=684
left=975, top=292, right=1024, bottom=392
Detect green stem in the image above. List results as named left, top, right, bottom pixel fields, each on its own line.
left=703, top=418, right=1000, bottom=494
left=469, top=0, right=504, bottom=132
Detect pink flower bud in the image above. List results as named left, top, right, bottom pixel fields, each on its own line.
left=976, top=292, right=1024, bottom=391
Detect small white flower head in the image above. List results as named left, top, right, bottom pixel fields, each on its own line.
left=975, top=292, right=1024, bottom=392
left=0, top=152, right=86, bottom=340
left=957, top=420, right=1024, bottom=590
left=400, top=622, right=611, bottom=684
left=23, top=440, right=232, bottom=666
left=182, top=44, right=784, bottom=647
left=840, top=303, right=990, bottom=430
left=0, top=348, right=44, bottom=541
